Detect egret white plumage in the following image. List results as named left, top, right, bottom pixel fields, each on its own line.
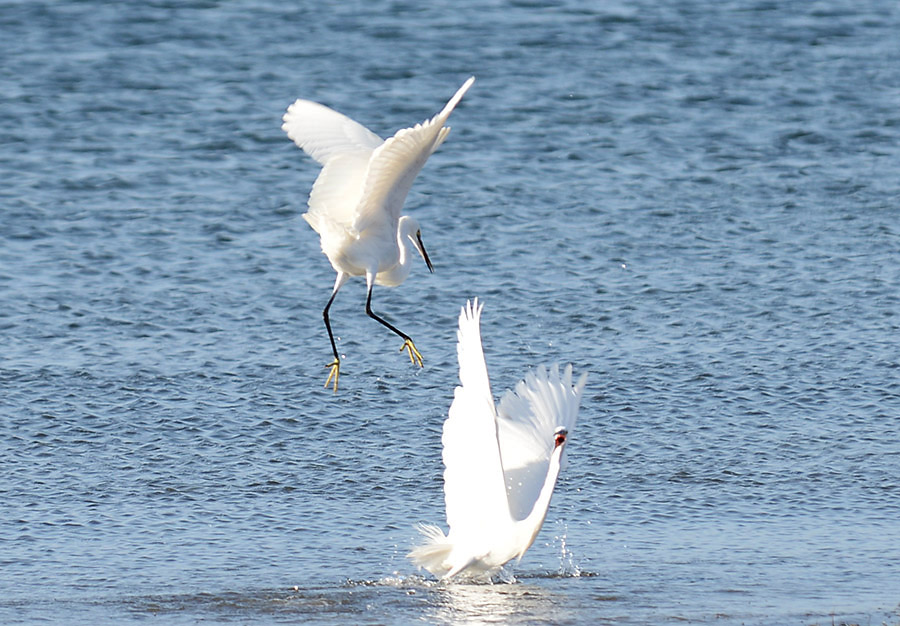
left=409, top=299, right=587, bottom=580
left=282, top=77, right=475, bottom=392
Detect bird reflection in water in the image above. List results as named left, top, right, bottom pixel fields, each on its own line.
left=428, top=580, right=566, bottom=626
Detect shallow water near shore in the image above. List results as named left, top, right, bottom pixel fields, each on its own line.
left=2, top=0, right=899, bottom=624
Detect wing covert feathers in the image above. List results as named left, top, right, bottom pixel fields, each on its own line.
left=497, top=364, right=587, bottom=520
left=281, top=99, right=383, bottom=165
left=352, top=77, right=475, bottom=233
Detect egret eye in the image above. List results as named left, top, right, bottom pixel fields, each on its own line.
left=554, top=429, right=568, bottom=447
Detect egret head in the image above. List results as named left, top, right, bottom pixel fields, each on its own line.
left=401, top=216, right=434, bottom=274
left=553, top=427, right=568, bottom=448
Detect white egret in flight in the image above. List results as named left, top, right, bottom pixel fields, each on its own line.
left=282, top=77, right=475, bottom=392
left=409, top=299, right=587, bottom=580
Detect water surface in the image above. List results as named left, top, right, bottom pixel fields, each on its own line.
left=2, top=1, right=899, bottom=624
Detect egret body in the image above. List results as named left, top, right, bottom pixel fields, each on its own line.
left=282, top=77, right=475, bottom=391
left=409, top=300, right=587, bottom=580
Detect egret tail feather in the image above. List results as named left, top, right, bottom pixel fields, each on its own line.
left=408, top=524, right=453, bottom=577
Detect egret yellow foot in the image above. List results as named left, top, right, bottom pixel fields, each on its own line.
left=400, top=338, right=425, bottom=367
left=324, top=358, right=340, bottom=393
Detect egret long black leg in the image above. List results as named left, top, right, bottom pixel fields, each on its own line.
left=322, top=277, right=346, bottom=393
left=365, top=284, right=424, bottom=367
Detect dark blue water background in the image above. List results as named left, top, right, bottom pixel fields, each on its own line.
left=2, top=1, right=899, bottom=623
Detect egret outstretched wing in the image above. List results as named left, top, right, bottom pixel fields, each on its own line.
left=496, top=364, right=587, bottom=521
left=441, top=299, right=510, bottom=535
left=353, top=77, right=475, bottom=234
left=282, top=99, right=384, bottom=234
left=282, top=99, right=383, bottom=165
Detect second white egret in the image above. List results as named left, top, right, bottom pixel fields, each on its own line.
left=282, top=77, right=475, bottom=392
left=409, top=299, right=587, bottom=581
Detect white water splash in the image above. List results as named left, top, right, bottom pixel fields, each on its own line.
left=554, top=520, right=582, bottom=577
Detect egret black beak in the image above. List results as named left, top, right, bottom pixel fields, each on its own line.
left=416, top=230, right=434, bottom=273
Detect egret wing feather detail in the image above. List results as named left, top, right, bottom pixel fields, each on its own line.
left=302, top=154, right=371, bottom=236
left=353, top=77, right=475, bottom=234
left=282, top=100, right=383, bottom=234
left=281, top=99, right=383, bottom=164
left=497, top=364, right=587, bottom=521
left=441, top=299, right=510, bottom=536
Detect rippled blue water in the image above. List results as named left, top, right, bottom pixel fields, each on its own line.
left=2, top=1, right=899, bottom=624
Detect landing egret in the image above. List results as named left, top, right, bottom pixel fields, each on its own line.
left=409, top=299, right=587, bottom=580
left=282, top=77, right=475, bottom=392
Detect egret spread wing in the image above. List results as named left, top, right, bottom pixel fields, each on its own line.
left=353, top=77, right=475, bottom=234
left=282, top=99, right=383, bottom=165
left=282, top=99, right=384, bottom=232
left=441, top=299, right=510, bottom=535
left=496, top=364, right=587, bottom=521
